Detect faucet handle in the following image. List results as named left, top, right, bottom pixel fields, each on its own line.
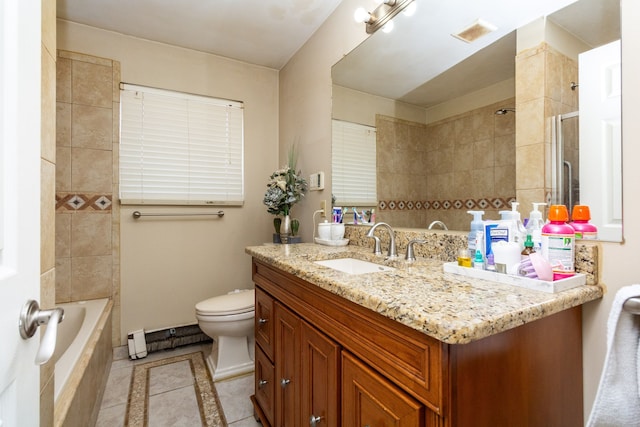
left=405, top=239, right=428, bottom=262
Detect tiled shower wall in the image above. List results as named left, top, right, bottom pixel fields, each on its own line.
left=55, top=50, right=121, bottom=347
left=376, top=98, right=516, bottom=230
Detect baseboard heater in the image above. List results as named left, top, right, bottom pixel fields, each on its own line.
left=128, top=324, right=211, bottom=359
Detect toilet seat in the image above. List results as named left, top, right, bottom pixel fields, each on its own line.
left=196, top=288, right=254, bottom=316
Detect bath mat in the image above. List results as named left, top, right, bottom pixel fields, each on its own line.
left=125, top=351, right=227, bottom=427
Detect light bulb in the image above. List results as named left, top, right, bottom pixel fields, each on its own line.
left=402, top=2, right=417, bottom=16
left=354, top=7, right=371, bottom=23
left=381, top=20, right=394, bottom=33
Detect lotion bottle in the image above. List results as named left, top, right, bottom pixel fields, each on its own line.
left=525, top=202, right=547, bottom=252
left=467, top=210, right=485, bottom=257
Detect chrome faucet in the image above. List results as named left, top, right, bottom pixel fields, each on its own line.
left=366, top=222, right=397, bottom=258
left=405, top=239, right=427, bottom=262
left=428, top=220, right=448, bottom=230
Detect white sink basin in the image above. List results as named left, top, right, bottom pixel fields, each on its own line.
left=314, top=258, right=395, bottom=275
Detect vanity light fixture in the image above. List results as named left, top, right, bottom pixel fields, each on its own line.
left=355, top=0, right=416, bottom=34
left=452, top=18, right=498, bottom=43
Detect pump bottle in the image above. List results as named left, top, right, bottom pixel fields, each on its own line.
left=525, top=202, right=547, bottom=252
left=467, top=210, right=485, bottom=257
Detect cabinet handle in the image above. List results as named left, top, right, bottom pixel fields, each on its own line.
left=258, top=318, right=268, bottom=324
left=310, top=415, right=323, bottom=426
left=258, top=379, right=268, bottom=388
left=280, top=378, right=291, bottom=388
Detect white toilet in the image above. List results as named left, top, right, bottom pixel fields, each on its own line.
left=195, top=288, right=255, bottom=381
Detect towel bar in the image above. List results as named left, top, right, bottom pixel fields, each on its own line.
left=622, top=297, right=640, bottom=314
left=132, top=210, right=224, bottom=219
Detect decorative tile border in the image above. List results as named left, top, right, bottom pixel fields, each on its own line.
left=378, top=197, right=516, bottom=211
left=125, top=351, right=226, bottom=427
left=56, top=193, right=113, bottom=211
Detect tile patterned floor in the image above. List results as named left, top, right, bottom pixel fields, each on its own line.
left=96, top=343, right=261, bottom=426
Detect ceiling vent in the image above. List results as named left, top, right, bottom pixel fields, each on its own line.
left=452, top=19, right=498, bottom=43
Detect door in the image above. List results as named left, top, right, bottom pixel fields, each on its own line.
left=301, top=321, right=340, bottom=427
left=274, top=303, right=301, bottom=427
left=579, top=39, right=622, bottom=241
left=0, top=0, right=42, bottom=426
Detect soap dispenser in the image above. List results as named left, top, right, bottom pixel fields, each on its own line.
left=525, top=202, right=547, bottom=252
left=467, top=210, right=485, bottom=258
left=509, top=201, right=527, bottom=250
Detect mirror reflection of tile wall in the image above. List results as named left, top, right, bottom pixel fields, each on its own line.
left=376, top=98, right=516, bottom=230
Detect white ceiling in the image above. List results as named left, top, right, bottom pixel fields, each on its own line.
left=56, top=0, right=344, bottom=69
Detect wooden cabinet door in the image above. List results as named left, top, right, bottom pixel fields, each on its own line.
left=256, top=286, right=275, bottom=360
left=275, top=303, right=301, bottom=427
left=342, top=352, right=424, bottom=427
left=254, top=345, right=275, bottom=427
left=301, top=321, right=340, bottom=427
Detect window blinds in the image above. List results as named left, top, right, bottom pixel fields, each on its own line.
left=331, top=120, right=377, bottom=206
left=119, top=83, right=244, bottom=205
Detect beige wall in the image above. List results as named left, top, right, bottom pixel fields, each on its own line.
left=281, top=0, right=639, bottom=419
left=57, top=20, right=280, bottom=344
left=41, top=0, right=57, bottom=424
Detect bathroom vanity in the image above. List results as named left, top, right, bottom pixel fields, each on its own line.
left=246, top=243, right=602, bottom=427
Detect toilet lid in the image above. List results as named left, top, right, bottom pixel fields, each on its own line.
left=196, top=288, right=255, bottom=316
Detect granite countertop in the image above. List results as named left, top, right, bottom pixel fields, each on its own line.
left=246, top=243, right=603, bottom=345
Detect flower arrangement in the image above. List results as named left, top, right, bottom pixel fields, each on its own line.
left=263, top=146, right=307, bottom=218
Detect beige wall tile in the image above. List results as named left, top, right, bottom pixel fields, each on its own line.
left=495, top=165, right=516, bottom=197
left=56, top=102, right=71, bottom=147
left=71, top=213, right=112, bottom=257
left=470, top=168, right=495, bottom=198
left=55, top=257, right=71, bottom=303
left=545, top=49, right=564, bottom=102
left=516, top=48, right=545, bottom=103
left=494, top=134, right=515, bottom=167
left=41, top=49, right=56, bottom=163
left=71, top=255, right=112, bottom=300
left=453, top=144, right=474, bottom=172
left=56, top=213, right=71, bottom=258
left=71, top=147, right=113, bottom=193
left=41, top=160, right=56, bottom=273
left=56, top=146, right=71, bottom=192
left=72, top=104, right=113, bottom=150
left=41, top=0, right=55, bottom=56
left=515, top=98, right=545, bottom=147
left=72, top=61, right=113, bottom=108
left=474, top=138, right=495, bottom=169
left=516, top=144, right=546, bottom=189
left=56, top=57, right=71, bottom=103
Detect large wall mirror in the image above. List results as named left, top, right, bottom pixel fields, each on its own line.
left=331, top=0, right=622, bottom=241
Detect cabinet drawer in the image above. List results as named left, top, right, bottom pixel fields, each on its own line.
left=255, top=286, right=275, bottom=360
left=254, top=345, right=275, bottom=427
left=342, top=351, right=424, bottom=427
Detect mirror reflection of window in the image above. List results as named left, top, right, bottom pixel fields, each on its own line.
left=331, top=120, right=377, bottom=207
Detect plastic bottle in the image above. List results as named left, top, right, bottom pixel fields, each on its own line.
left=473, top=250, right=485, bottom=269
left=525, top=202, right=547, bottom=252
left=541, top=205, right=575, bottom=280
left=508, top=201, right=527, bottom=249
left=521, top=234, right=535, bottom=260
left=467, top=210, right=485, bottom=257
left=569, top=205, right=598, bottom=240
left=486, top=253, right=496, bottom=272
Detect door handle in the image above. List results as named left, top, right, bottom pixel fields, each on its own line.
left=18, top=300, right=65, bottom=365
left=310, top=415, right=323, bottom=426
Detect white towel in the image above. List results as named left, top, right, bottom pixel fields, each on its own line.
left=587, top=284, right=640, bottom=427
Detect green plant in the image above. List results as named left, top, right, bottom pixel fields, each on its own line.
left=291, top=218, right=299, bottom=236
left=263, top=145, right=308, bottom=217
left=273, top=217, right=282, bottom=234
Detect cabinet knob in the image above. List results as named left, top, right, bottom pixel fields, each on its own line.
left=258, top=379, right=268, bottom=388
left=258, top=317, right=268, bottom=324
left=310, top=415, right=323, bottom=426
left=280, top=378, right=291, bottom=388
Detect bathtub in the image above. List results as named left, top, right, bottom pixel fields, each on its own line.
left=53, top=298, right=113, bottom=427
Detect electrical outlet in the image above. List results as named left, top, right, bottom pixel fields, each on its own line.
left=320, top=200, right=327, bottom=218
